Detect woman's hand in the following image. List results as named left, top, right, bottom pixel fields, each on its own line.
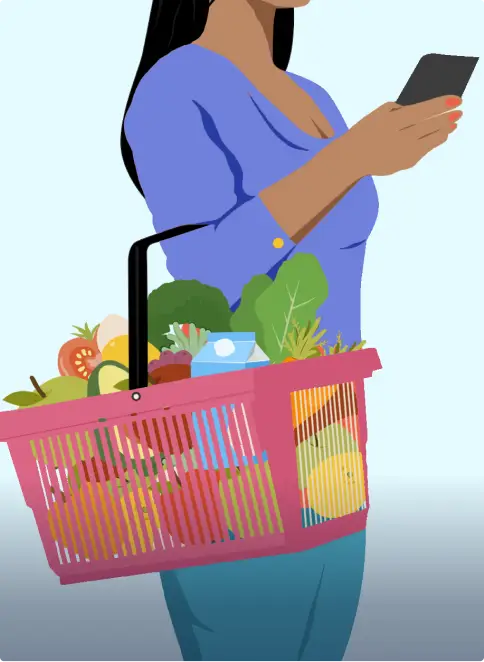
left=259, top=95, right=463, bottom=242
left=346, top=96, right=463, bottom=177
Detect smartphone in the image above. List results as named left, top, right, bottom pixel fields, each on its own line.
left=396, top=53, right=479, bottom=106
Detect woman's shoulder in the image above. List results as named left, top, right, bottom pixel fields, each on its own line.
left=133, top=44, right=240, bottom=108
left=133, top=47, right=340, bottom=113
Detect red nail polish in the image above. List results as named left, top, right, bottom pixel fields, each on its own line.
left=450, top=123, right=458, bottom=131
left=446, top=97, right=462, bottom=108
left=448, top=111, right=463, bottom=122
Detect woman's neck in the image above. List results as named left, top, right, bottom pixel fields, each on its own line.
left=195, top=0, right=276, bottom=77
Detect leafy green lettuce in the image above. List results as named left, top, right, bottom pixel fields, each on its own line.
left=231, top=253, right=328, bottom=363
left=230, top=274, right=272, bottom=336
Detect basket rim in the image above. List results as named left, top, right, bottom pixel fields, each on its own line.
left=0, top=348, right=381, bottom=442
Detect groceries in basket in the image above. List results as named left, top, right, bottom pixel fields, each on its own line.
left=191, top=332, right=270, bottom=377
left=2, top=251, right=371, bottom=572
left=3, top=253, right=367, bottom=406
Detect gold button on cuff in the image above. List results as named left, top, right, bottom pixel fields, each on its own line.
left=273, top=237, right=284, bottom=249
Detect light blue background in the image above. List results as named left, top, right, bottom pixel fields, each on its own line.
left=0, top=0, right=483, bottom=660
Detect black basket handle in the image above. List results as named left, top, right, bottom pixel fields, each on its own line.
left=128, top=223, right=208, bottom=390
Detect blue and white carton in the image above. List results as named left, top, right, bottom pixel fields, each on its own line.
left=191, top=406, right=269, bottom=471
left=191, top=333, right=270, bottom=471
left=191, top=332, right=270, bottom=378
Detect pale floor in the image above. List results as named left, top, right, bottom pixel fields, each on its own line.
left=0, top=470, right=483, bottom=661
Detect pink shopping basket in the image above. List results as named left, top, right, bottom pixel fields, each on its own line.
left=0, top=224, right=382, bottom=585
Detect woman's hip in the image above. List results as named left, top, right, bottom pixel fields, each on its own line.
left=160, top=530, right=366, bottom=661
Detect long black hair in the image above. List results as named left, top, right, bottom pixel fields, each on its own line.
left=121, top=0, right=295, bottom=195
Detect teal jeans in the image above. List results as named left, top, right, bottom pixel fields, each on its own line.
left=160, top=530, right=366, bottom=661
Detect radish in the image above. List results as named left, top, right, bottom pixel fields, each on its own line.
left=180, top=323, right=200, bottom=338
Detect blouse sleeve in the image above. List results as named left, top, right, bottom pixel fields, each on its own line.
left=124, top=86, right=295, bottom=307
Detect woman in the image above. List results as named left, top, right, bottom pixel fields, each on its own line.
left=121, top=1, right=462, bottom=659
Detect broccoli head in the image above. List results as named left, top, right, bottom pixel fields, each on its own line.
left=147, top=280, right=233, bottom=349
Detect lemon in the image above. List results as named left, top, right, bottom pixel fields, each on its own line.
left=296, top=424, right=358, bottom=490
left=101, top=335, right=160, bottom=367
left=306, top=451, right=365, bottom=519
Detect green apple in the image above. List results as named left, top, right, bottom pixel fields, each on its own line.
left=296, top=423, right=358, bottom=489
left=3, top=375, right=87, bottom=408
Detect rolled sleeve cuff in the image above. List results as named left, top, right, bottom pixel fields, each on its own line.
left=219, top=194, right=295, bottom=258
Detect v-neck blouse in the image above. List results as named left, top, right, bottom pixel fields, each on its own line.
left=124, top=43, right=379, bottom=346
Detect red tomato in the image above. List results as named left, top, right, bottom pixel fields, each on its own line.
left=159, top=470, right=224, bottom=545
left=58, top=338, right=101, bottom=380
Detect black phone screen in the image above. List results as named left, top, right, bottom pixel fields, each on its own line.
left=397, top=53, right=479, bottom=106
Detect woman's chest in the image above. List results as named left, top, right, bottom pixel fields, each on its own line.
left=244, top=72, right=336, bottom=140
left=214, top=93, right=326, bottom=187
left=214, top=95, right=380, bottom=249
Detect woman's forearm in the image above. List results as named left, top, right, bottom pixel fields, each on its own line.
left=259, top=133, right=365, bottom=243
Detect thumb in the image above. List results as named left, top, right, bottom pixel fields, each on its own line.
left=379, top=101, right=401, bottom=113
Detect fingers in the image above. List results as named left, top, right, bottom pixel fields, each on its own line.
left=405, top=120, right=458, bottom=169
left=411, top=127, right=454, bottom=166
left=419, top=128, right=452, bottom=151
left=404, top=110, right=463, bottom=138
left=393, top=95, right=462, bottom=127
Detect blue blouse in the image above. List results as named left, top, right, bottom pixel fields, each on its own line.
left=124, top=43, right=380, bottom=346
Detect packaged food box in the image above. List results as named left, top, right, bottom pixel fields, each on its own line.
left=191, top=406, right=269, bottom=470
left=191, top=332, right=270, bottom=378
left=191, top=333, right=270, bottom=469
